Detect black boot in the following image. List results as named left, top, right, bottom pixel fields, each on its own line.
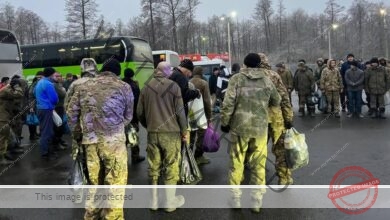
left=131, top=145, right=145, bottom=164
left=379, top=108, right=386, bottom=119
left=371, top=109, right=378, bottom=119
left=0, top=155, right=13, bottom=166
left=298, top=108, right=305, bottom=117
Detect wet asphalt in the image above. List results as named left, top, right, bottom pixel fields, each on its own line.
left=0, top=93, right=390, bottom=219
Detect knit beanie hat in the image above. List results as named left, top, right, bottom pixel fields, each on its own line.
left=179, top=59, right=194, bottom=72
left=101, top=58, right=121, bottom=76
left=43, top=67, right=56, bottom=77
left=244, top=53, right=261, bottom=68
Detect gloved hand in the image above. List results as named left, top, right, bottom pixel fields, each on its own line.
left=220, top=125, right=230, bottom=133
left=10, top=78, right=21, bottom=89
left=284, top=121, right=293, bottom=129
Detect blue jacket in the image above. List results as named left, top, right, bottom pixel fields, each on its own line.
left=35, top=77, right=59, bottom=110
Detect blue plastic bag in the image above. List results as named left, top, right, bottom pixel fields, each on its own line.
left=26, top=113, right=39, bottom=126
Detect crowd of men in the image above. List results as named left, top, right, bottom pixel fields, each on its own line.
left=0, top=52, right=389, bottom=219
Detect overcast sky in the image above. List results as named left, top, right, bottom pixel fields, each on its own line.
left=1, top=0, right=385, bottom=25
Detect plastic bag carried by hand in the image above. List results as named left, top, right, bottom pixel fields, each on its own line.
left=202, top=125, right=220, bottom=153
left=284, top=128, right=309, bottom=170
left=26, top=113, right=39, bottom=126
left=68, top=151, right=87, bottom=186
left=53, top=110, right=63, bottom=127
left=188, top=94, right=207, bottom=130
left=318, top=95, right=328, bottom=112
left=180, top=142, right=202, bottom=185
left=125, top=124, right=139, bottom=148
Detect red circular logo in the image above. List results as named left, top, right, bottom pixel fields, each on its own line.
left=328, top=166, right=380, bottom=215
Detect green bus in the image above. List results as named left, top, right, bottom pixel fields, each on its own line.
left=20, top=36, right=154, bottom=88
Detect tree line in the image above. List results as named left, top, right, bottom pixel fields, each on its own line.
left=0, top=0, right=389, bottom=63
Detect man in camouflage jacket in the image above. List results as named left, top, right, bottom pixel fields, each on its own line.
left=221, top=53, right=281, bottom=213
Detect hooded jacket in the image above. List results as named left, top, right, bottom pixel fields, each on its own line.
left=137, top=71, right=187, bottom=133
left=320, top=60, right=344, bottom=92
left=293, top=66, right=315, bottom=94
left=365, top=65, right=389, bottom=94
left=221, top=68, right=281, bottom=137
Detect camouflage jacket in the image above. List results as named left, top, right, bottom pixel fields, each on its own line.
left=365, top=66, right=389, bottom=95
left=66, top=71, right=134, bottom=144
left=221, top=68, right=281, bottom=137
left=64, top=77, right=93, bottom=110
left=320, top=67, right=344, bottom=92
left=294, top=67, right=315, bottom=94
left=277, top=69, right=294, bottom=91
left=0, top=85, right=24, bottom=122
left=314, top=65, right=326, bottom=83
left=260, top=64, right=293, bottom=123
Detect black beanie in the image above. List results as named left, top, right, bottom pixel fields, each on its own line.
left=350, top=60, right=358, bottom=67
left=101, top=58, right=121, bottom=76
left=370, top=57, right=379, bottom=64
left=43, top=67, right=56, bottom=77
left=298, top=59, right=306, bottom=64
left=124, top=68, right=135, bottom=78
left=179, top=59, right=194, bottom=72
left=244, top=53, right=261, bottom=68
left=347, top=53, right=355, bottom=58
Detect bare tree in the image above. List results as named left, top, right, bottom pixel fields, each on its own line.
left=65, top=0, right=98, bottom=39
left=255, top=0, right=274, bottom=52
left=1, top=2, right=15, bottom=30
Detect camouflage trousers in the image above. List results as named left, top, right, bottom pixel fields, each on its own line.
left=370, top=94, right=385, bottom=110
left=269, top=129, right=293, bottom=185
left=146, top=132, right=181, bottom=185
left=298, top=93, right=315, bottom=112
left=326, top=91, right=341, bottom=113
left=10, top=116, right=23, bottom=138
left=84, top=141, right=128, bottom=220
left=229, top=133, right=268, bottom=200
left=0, top=122, right=10, bottom=156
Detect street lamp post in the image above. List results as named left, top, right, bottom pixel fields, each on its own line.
left=221, top=11, right=237, bottom=72
left=201, top=36, right=206, bottom=54
left=328, top=24, right=339, bottom=59
left=380, top=9, right=388, bottom=59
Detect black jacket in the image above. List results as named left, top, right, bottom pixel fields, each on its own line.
left=209, top=75, right=218, bottom=94
left=169, top=68, right=199, bottom=116
left=123, top=77, right=140, bottom=124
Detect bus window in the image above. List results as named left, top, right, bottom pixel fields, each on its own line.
left=87, top=41, right=125, bottom=63
left=132, top=39, right=153, bottom=63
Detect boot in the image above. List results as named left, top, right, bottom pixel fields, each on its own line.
left=150, top=179, right=158, bottom=211
left=334, top=112, right=340, bottom=118
left=165, top=188, right=185, bottom=212
left=298, top=108, right=305, bottom=117
left=251, top=197, right=263, bottom=213
left=371, top=109, right=378, bottom=119
left=0, top=155, right=13, bottom=166
left=367, top=109, right=374, bottom=116
left=150, top=187, right=158, bottom=211
left=379, top=108, right=386, bottom=119
left=229, top=197, right=241, bottom=209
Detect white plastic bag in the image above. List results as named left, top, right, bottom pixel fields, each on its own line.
left=188, top=94, right=207, bottom=130
left=284, top=128, right=309, bottom=170
left=126, top=124, right=139, bottom=148
left=53, top=110, right=63, bottom=127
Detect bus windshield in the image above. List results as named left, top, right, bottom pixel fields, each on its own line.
left=131, top=39, right=153, bottom=63
left=0, top=30, right=20, bottom=62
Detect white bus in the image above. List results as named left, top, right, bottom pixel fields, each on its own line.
left=193, top=58, right=225, bottom=81
left=152, top=50, right=180, bottom=68
left=0, top=29, right=22, bottom=79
